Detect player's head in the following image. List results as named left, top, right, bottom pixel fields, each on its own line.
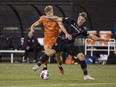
left=77, top=12, right=87, bottom=26
left=44, top=5, right=54, bottom=16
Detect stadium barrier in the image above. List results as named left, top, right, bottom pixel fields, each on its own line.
left=0, top=50, right=25, bottom=63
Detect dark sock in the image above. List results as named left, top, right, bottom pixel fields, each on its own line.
left=37, top=62, right=42, bottom=67
left=80, top=60, right=88, bottom=75
left=40, top=54, right=49, bottom=63
left=58, top=66, right=63, bottom=70
left=83, top=71, right=88, bottom=76
left=42, top=67, right=47, bottom=70
left=37, top=54, right=49, bottom=67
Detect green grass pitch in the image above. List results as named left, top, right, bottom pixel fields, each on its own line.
left=0, top=63, right=116, bottom=87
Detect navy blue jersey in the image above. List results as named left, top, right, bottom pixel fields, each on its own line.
left=59, top=17, right=88, bottom=43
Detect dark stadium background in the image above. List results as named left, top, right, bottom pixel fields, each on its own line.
left=0, top=0, right=116, bottom=62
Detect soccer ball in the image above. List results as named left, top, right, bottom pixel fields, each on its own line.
left=40, top=70, right=50, bottom=80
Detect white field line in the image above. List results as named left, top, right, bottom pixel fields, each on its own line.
left=1, top=83, right=116, bottom=87
left=69, top=83, right=116, bottom=86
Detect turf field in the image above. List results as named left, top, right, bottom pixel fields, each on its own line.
left=0, top=63, right=116, bottom=87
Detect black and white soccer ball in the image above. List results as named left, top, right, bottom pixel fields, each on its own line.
left=40, top=70, right=50, bottom=80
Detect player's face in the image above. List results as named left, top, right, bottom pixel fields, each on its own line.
left=47, top=9, right=54, bottom=17
left=50, top=9, right=54, bottom=16
left=77, top=16, right=86, bottom=26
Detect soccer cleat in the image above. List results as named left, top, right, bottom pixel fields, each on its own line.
left=84, top=75, right=95, bottom=80
left=58, top=66, right=64, bottom=75
left=60, top=69, right=64, bottom=75
left=32, top=65, right=39, bottom=71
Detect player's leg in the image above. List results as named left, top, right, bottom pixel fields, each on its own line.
left=33, top=40, right=61, bottom=72
left=32, top=54, right=49, bottom=71
left=76, top=53, right=95, bottom=80
left=77, top=53, right=88, bottom=75
left=42, top=60, right=48, bottom=70
left=42, top=45, right=52, bottom=71
left=32, top=49, right=56, bottom=71
left=54, top=53, right=64, bottom=74
left=65, top=43, right=95, bottom=80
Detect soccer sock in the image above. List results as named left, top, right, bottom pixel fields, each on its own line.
left=79, top=60, right=88, bottom=75
left=42, top=60, right=48, bottom=70
left=37, top=54, right=49, bottom=67
left=58, top=66, right=63, bottom=70
left=42, top=67, right=48, bottom=70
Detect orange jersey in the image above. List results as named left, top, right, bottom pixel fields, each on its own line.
left=38, top=18, right=60, bottom=48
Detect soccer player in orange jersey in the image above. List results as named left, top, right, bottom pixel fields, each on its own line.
left=30, top=5, right=72, bottom=74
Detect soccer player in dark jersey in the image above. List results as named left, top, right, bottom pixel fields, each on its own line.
left=33, top=12, right=108, bottom=80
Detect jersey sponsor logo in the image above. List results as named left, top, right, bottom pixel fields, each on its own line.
left=55, top=43, right=58, bottom=46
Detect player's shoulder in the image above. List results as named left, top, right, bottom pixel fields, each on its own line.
left=53, top=15, right=58, bottom=17
left=39, top=15, right=48, bottom=21
left=39, top=17, right=46, bottom=21
left=63, top=17, right=75, bottom=23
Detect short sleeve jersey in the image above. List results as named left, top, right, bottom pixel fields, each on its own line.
left=59, top=17, right=89, bottom=43
left=38, top=18, right=60, bottom=48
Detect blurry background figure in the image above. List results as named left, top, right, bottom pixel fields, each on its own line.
left=22, top=31, right=41, bottom=63
left=17, top=37, right=24, bottom=50
left=20, top=37, right=24, bottom=49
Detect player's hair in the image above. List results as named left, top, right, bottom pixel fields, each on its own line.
left=79, top=12, right=87, bottom=19
left=44, top=5, right=53, bottom=14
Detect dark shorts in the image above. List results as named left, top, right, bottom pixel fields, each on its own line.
left=52, top=38, right=80, bottom=56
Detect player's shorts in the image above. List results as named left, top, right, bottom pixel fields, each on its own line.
left=44, top=38, right=57, bottom=48
left=52, top=37, right=80, bottom=56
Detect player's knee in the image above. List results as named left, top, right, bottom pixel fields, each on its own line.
left=46, top=50, right=56, bottom=57
left=45, top=51, right=52, bottom=57
left=76, top=53, right=85, bottom=61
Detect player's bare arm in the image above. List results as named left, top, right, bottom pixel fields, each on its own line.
left=52, top=16, right=62, bottom=22
left=58, top=22, right=72, bottom=40
left=40, top=16, right=62, bottom=22
left=30, top=21, right=40, bottom=32
left=88, top=35, right=109, bottom=41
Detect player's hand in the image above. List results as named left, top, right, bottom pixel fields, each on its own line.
left=65, top=33, right=72, bottom=40
left=102, top=38, right=109, bottom=42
